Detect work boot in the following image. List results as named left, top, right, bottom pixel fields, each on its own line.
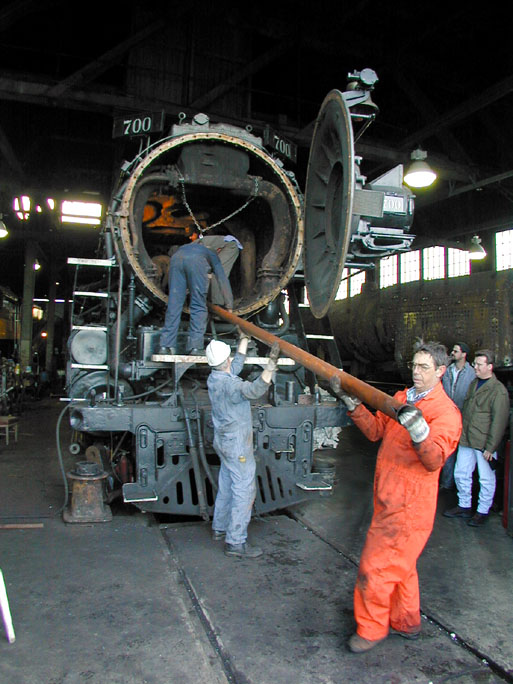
left=467, top=512, right=488, bottom=527
left=158, top=346, right=176, bottom=355
left=348, top=633, right=386, bottom=653
left=224, top=542, right=263, bottom=558
left=187, top=348, right=206, bottom=356
left=389, top=627, right=421, bottom=641
left=212, top=530, right=226, bottom=541
left=443, top=505, right=472, bottom=518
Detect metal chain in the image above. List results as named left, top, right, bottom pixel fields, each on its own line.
left=178, top=173, right=259, bottom=234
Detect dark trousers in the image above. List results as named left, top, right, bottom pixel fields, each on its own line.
left=160, top=253, right=209, bottom=350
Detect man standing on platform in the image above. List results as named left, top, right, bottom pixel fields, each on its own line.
left=331, top=340, right=462, bottom=653
left=159, top=230, right=233, bottom=356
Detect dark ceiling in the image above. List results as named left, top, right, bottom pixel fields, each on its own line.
left=0, top=0, right=512, bottom=298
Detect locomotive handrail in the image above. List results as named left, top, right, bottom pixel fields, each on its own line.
left=208, top=304, right=405, bottom=419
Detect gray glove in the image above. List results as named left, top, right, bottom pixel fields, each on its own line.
left=237, top=327, right=251, bottom=354
left=261, top=342, right=280, bottom=383
left=329, top=376, right=361, bottom=412
left=266, top=341, right=281, bottom=372
left=397, top=405, right=430, bottom=443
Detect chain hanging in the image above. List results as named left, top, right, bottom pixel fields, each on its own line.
left=178, top=173, right=259, bottom=235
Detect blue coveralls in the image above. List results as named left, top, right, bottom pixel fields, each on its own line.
left=160, top=240, right=234, bottom=351
left=207, top=352, right=270, bottom=545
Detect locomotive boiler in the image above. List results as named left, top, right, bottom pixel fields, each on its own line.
left=64, top=69, right=415, bottom=518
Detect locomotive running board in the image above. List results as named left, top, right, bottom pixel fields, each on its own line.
left=295, top=474, right=333, bottom=491
left=122, top=483, right=158, bottom=503
left=151, top=353, right=295, bottom=365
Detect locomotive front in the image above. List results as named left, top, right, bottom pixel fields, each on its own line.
left=64, top=70, right=415, bottom=518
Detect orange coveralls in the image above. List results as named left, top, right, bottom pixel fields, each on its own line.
left=350, top=382, right=462, bottom=640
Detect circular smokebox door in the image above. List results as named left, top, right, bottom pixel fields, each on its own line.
left=304, top=89, right=355, bottom=319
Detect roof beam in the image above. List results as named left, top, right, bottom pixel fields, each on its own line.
left=190, top=37, right=296, bottom=110
left=45, top=19, right=167, bottom=98
left=392, top=68, right=476, bottom=171
left=399, top=73, right=513, bottom=149
left=0, top=121, right=24, bottom=181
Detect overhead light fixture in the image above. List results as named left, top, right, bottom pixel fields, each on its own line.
left=34, top=259, right=41, bottom=271
left=403, top=148, right=437, bottom=188
left=468, top=234, right=487, bottom=260
left=0, top=214, right=8, bottom=238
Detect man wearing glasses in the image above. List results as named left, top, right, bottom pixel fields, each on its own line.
left=331, top=340, right=462, bottom=653
left=444, top=350, right=509, bottom=527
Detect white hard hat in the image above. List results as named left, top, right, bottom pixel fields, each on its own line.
left=206, top=340, right=231, bottom=367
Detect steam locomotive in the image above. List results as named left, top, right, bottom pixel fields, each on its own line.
left=65, top=69, right=415, bottom=518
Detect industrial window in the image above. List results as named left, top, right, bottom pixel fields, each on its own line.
left=496, top=229, right=513, bottom=271
left=349, top=268, right=366, bottom=297
left=447, top=248, right=470, bottom=277
left=61, top=200, right=103, bottom=226
left=335, top=269, right=349, bottom=300
left=423, top=246, right=445, bottom=280
left=379, top=255, right=398, bottom=288
left=400, top=250, right=420, bottom=283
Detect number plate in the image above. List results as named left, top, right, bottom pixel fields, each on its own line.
left=263, top=125, right=297, bottom=164
left=112, top=112, right=165, bottom=139
left=383, top=194, right=406, bottom=214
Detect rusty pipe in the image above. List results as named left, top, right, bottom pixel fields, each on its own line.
left=208, top=304, right=405, bottom=419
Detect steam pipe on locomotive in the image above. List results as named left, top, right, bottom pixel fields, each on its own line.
left=65, top=69, right=415, bottom=517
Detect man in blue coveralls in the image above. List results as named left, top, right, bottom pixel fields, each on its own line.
left=206, top=332, right=281, bottom=558
left=159, top=230, right=234, bottom=355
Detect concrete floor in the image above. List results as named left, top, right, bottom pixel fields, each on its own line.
left=1, top=399, right=512, bottom=684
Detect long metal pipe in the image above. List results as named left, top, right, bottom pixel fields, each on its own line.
left=208, top=304, right=405, bottom=419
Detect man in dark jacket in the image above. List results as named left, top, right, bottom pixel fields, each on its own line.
left=440, top=342, right=475, bottom=489
left=159, top=231, right=233, bottom=355
left=444, top=349, right=510, bottom=526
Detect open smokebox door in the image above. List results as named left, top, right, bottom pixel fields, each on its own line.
left=304, top=88, right=415, bottom=318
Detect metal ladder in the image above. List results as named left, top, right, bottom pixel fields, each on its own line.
left=67, top=257, right=117, bottom=372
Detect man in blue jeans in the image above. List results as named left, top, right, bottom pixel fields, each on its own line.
left=206, top=333, right=280, bottom=558
left=444, top=349, right=510, bottom=526
left=440, top=342, right=475, bottom=489
left=159, top=231, right=233, bottom=355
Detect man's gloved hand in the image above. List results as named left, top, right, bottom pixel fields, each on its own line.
left=329, top=376, right=362, bottom=412
left=266, top=341, right=281, bottom=372
left=261, top=342, right=280, bottom=383
left=397, top=404, right=430, bottom=443
left=237, top=327, right=251, bottom=354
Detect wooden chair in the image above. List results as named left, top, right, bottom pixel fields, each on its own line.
left=0, top=416, right=19, bottom=446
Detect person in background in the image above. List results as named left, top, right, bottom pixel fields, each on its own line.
left=444, top=349, right=510, bottom=527
left=440, top=342, right=475, bottom=489
left=159, top=230, right=233, bottom=355
left=201, top=234, right=242, bottom=305
left=206, top=333, right=280, bottom=558
left=331, top=340, right=461, bottom=653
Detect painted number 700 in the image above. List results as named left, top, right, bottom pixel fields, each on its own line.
left=123, top=116, right=152, bottom=136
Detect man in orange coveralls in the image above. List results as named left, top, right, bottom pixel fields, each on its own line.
left=331, top=340, right=462, bottom=654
